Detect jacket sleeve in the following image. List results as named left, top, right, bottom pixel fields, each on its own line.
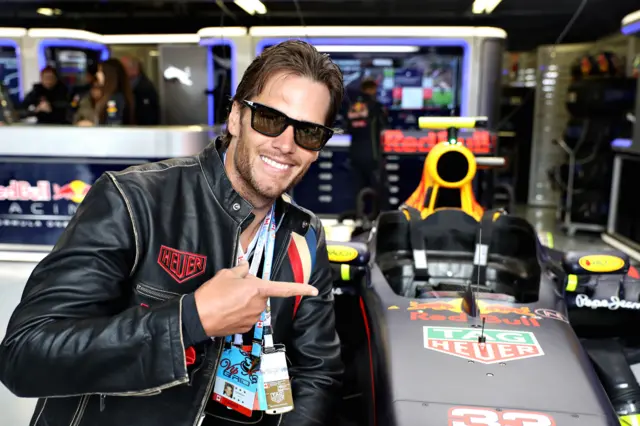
left=282, top=220, right=343, bottom=425
left=0, top=174, right=188, bottom=398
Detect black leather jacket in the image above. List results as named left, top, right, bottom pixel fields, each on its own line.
left=0, top=139, right=343, bottom=426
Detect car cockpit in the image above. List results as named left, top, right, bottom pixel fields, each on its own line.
left=363, top=117, right=540, bottom=303
left=372, top=206, right=542, bottom=303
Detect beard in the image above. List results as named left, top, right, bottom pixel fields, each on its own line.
left=232, top=122, right=310, bottom=206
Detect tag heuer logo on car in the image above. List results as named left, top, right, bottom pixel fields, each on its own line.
left=423, top=326, right=544, bottom=364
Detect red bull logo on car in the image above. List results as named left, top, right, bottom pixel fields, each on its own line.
left=0, top=179, right=92, bottom=204
left=407, top=299, right=535, bottom=317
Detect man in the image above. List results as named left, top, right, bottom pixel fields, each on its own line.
left=0, top=40, right=344, bottom=426
left=120, top=55, right=160, bottom=125
left=346, top=78, right=387, bottom=213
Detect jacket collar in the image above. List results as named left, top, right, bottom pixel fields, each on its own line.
left=199, top=138, right=311, bottom=235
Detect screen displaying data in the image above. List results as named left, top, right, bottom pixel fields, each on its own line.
left=44, top=47, right=104, bottom=89
left=331, top=45, right=464, bottom=130
left=0, top=46, right=20, bottom=105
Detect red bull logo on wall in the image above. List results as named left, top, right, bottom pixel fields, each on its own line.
left=0, top=179, right=92, bottom=204
left=0, top=179, right=92, bottom=232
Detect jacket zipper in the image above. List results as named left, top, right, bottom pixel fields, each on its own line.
left=69, top=395, right=90, bottom=426
left=268, top=230, right=289, bottom=426
left=193, top=224, right=243, bottom=426
left=271, top=231, right=292, bottom=278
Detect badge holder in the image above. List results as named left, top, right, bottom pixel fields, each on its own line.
left=260, top=343, right=294, bottom=415
left=212, top=336, right=259, bottom=417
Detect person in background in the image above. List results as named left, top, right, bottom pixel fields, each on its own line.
left=0, top=81, right=17, bottom=124
left=21, top=66, right=70, bottom=124
left=69, top=63, right=98, bottom=111
left=120, top=55, right=160, bottom=125
left=73, top=82, right=103, bottom=126
left=95, top=59, right=136, bottom=125
left=346, top=78, right=388, bottom=213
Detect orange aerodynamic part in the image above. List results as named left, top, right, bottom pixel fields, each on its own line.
left=403, top=140, right=484, bottom=221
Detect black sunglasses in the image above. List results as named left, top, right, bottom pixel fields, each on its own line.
left=240, top=99, right=334, bottom=151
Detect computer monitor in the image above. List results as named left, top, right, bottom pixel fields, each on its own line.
left=331, top=46, right=464, bottom=130
left=0, top=45, right=20, bottom=105
left=42, top=45, right=106, bottom=89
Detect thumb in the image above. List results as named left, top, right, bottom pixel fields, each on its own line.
left=231, top=260, right=250, bottom=278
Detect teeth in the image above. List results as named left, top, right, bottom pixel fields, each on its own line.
left=261, top=156, right=290, bottom=170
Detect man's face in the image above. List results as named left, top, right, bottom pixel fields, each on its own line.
left=41, top=71, right=56, bottom=89
left=120, top=57, right=139, bottom=79
left=227, top=71, right=330, bottom=203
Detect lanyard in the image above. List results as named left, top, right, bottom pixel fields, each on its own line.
left=225, top=151, right=277, bottom=354
left=233, top=205, right=276, bottom=354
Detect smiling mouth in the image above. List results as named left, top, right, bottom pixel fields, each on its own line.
left=260, top=155, right=292, bottom=171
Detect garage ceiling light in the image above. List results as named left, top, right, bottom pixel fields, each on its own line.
left=315, top=45, right=420, bottom=53
left=234, top=0, right=267, bottom=15
left=472, top=0, right=502, bottom=14
left=37, top=7, right=62, bottom=16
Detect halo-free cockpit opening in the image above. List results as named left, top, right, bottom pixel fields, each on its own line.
left=373, top=208, right=542, bottom=303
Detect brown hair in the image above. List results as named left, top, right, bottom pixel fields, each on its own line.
left=95, top=59, right=135, bottom=124
left=221, top=39, right=344, bottom=148
left=360, top=78, right=378, bottom=93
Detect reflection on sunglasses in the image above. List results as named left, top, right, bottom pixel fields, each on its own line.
left=241, top=99, right=334, bottom=151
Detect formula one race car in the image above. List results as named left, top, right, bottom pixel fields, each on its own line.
left=327, top=117, right=640, bottom=426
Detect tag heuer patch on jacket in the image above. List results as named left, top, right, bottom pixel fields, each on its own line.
left=157, top=245, right=207, bottom=283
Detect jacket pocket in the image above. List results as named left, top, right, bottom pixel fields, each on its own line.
left=133, top=281, right=208, bottom=386
left=133, top=281, right=180, bottom=306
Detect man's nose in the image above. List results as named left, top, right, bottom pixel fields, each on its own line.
left=272, top=125, right=296, bottom=154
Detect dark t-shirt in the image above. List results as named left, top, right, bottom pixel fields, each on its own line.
left=346, top=94, right=387, bottom=162
left=102, top=92, right=132, bottom=125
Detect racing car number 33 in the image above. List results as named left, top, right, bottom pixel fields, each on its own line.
left=448, top=407, right=556, bottom=426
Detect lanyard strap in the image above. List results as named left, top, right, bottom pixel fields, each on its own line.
left=225, top=151, right=277, bottom=355
left=233, top=205, right=277, bottom=356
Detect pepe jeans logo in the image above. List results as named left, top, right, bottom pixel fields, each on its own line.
left=575, top=294, right=640, bottom=310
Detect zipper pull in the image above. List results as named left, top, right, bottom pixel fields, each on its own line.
left=100, top=394, right=106, bottom=412
left=197, top=414, right=206, bottom=426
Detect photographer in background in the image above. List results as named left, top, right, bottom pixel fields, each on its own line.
left=346, top=78, right=388, bottom=214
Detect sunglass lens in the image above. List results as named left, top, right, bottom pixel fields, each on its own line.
left=295, top=125, right=330, bottom=150
left=253, top=106, right=287, bottom=136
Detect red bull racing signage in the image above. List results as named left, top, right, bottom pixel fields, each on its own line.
left=423, top=326, right=544, bottom=364
left=0, top=179, right=92, bottom=231
left=0, top=179, right=91, bottom=204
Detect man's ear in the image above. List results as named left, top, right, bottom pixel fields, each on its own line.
left=227, top=101, right=241, bottom=137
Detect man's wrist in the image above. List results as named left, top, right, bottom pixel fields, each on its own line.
left=181, top=293, right=209, bottom=347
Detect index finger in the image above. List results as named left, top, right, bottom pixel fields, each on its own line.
left=256, top=281, right=319, bottom=298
